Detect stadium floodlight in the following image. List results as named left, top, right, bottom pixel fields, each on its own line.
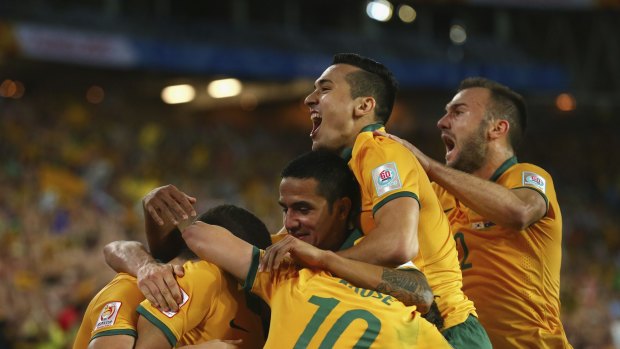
left=366, top=0, right=393, bottom=22
left=449, top=24, right=467, bottom=45
left=161, top=84, right=196, bottom=104
left=207, top=78, right=242, bottom=99
left=398, top=4, right=416, bottom=23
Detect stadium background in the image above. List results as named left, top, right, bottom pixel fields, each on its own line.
left=1, top=0, right=619, bottom=348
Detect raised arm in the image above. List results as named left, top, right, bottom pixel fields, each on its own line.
left=181, top=222, right=254, bottom=282
left=336, top=197, right=420, bottom=267
left=260, top=235, right=433, bottom=313
left=103, top=240, right=184, bottom=312
left=377, top=131, right=546, bottom=230
left=142, top=185, right=197, bottom=261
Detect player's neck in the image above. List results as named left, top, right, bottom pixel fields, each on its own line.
left=473, top=146, right=515, bottom=180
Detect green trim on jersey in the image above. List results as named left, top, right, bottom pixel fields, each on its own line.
left=341, top=123, right=384, bottom=161
left=243, top=246, right=261, bottom=293
left=489, top=156, right=518, bottom=182
left=91, top=329, right=137, bottom=341
left=136, top=304, right=177, bottom=347
left=339, top=229, right=364, bottom=250
left=372, top=191, right=420, bottom=216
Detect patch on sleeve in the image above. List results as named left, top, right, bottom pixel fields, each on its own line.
left=372, top=162, right=402, bottom=197
left=95, top=301, right=122, bottom=330
left=160, top=288, right=189, bottom=318
left=522, top=171, right=546, bottom=193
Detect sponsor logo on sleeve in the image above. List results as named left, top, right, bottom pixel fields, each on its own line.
left=160, top=288, right=189, bottom=318
left=372, top=162, right=402, bottom=197
left=522, top=171, right=546, bottom=193
left=94, top=301, right=121, bottom=330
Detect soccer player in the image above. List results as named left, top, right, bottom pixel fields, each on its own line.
left=138, top=54, right=487, bottom=348
left=73, top=205, right=270, bottom=349
left=291, top=53, right=489, bottom=348
left=179, top=178, right=451, bottom=348
left=379, top=77, right=572, bottom=348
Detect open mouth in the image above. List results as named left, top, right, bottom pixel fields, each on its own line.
left=441, top=133, right=456, bottom=155
left=310, top=112, right=322, bottom=138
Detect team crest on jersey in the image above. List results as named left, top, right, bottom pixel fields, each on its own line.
left=160, top=288, right=189, bottom=318
left=372, top=162, right=402, bottom=197
left=94, top=301, right=121, bottom=330
left=522, top=171, right=546, bottom=193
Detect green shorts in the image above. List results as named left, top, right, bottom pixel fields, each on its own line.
left=442, top=315, right=492, bottom=349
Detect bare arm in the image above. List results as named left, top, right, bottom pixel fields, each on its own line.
left=181, top=222, right=254, bottom=282
left=134, top=315, right=173, bottom=349
left=260, top=235, right=433, bottom=312
left=88, top=334, right=135, bottom=349
left=143, top=185, right=197, bottom=261
left=427, top=163, right=546, bottom=230
left=337, top=197, right=419, bottom=267
left=178, top=340, right=242, bottom=349
left=377, top=131, right=547, bottom=230
left=103, top=240, right=184, bottom=312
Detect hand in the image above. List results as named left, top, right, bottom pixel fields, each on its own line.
left=373, top=130, right=432, bottom=173
left=143, top=184, right=197, bottom=226
left=260, top=235, right=328, bottom=272
left=137, top=261, right=185, bottom=312
left=179, top=339, right=243, bottom=349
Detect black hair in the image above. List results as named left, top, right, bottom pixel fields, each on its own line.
left=332, top=53, right=398, bottom=125
left=458, top=77, right=528, bottom=151
left=281, top=150, right=360, bottom=215
left=178, top=204, right=272, bottom=260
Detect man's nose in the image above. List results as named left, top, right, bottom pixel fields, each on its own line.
left=437, top=113, right=450, bottom=130
left=284, top=212, right=300, bottom=232
left=304, top=90, right=317, bottom=106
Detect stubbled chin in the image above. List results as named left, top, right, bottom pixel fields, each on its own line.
left=445, top=150, right=456, bottom=165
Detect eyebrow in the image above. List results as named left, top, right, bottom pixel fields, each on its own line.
left=315, top=78, right=333, bottom=87
left=446, top=102, right=466, bottom=111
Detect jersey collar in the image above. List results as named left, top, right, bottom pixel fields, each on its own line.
left=340, top=123, right=385, bottom=161
left=489, top=156, right=518, bottom=182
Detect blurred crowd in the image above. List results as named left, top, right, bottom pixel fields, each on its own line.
left=1, top=90, right=619, bottom=349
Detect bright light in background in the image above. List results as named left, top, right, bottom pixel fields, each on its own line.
left=86, top=85, right=105, bottom=104
left=161, top=84, right=195, bottom=104
left=449, top=24, right=467, bottom=45
left=207, top=78, right=242, bottom=99
left=0, top=79, right=25, bottom=99
left=398, top=4, right=416, bottom=23
left=556, top=93, right=576, bottom=112
left=366, top=0, right=393, bottom=22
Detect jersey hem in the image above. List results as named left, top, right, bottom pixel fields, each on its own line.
left=136, top=304, right=178, bottom=346
left=372, top=191, right=420, bottom=216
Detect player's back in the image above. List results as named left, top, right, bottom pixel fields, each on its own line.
left=246, top=248, right=451, bottom=348
left=137, top=260, right=266, bottom=349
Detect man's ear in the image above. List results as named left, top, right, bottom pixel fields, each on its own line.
left=354, top=97, right=376, bottom=118
left=336, top=197, right=352, bottom=220
left=488, top=119, right=510, bottom=140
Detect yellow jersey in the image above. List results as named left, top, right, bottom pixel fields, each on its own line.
left=73, top=273, right=142, bottom=349
left=435, top=157, right=572, bottom=348
left=245, top=247, right=451, bottom=349
left=345, top=124, right=475, bottom=330
left=137, top=259, right=266, bottom=349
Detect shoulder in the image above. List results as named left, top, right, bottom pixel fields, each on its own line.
left=181, top=260, right=224, bottom=285
left=502, top=162, right=554, bottom=195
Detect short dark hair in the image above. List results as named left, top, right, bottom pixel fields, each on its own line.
left=458, top=77, right=527, bottom=151
left=178, top=205, right=272, bottom=260
left=332, top=53, right=398, bottom=125
left=281, top=150, right=360, bottom=215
